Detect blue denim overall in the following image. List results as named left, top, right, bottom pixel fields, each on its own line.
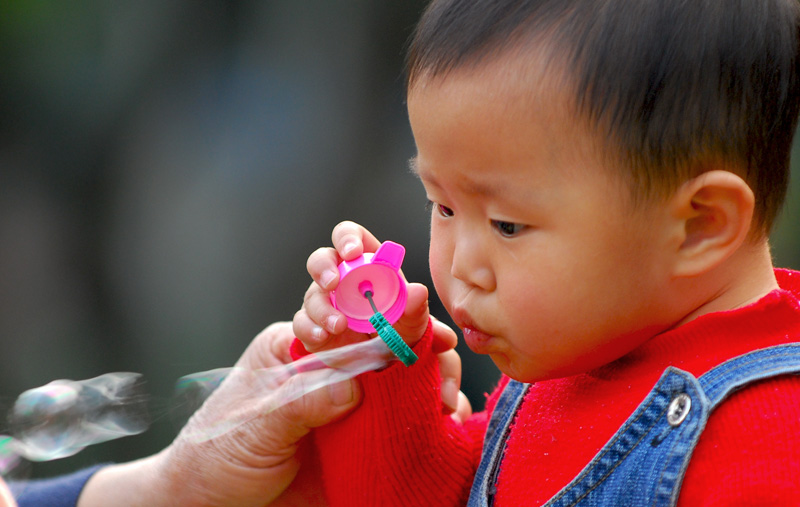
left=468, top=343, right=800, bottom=506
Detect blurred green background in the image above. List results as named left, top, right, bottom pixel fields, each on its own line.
left=0, top=1, right=798, bottom=479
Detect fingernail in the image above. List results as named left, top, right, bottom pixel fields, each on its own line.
left=320, top=270, right=337, bottom=289
left=441, top=378, right=459, bottom=413
left=328, top=380, right=355, bottom=406
left=342, top=241, right=357, bottom=257
left=312, top=326, right=326, bottom=342
left=326, top=314, right=341, bottom=333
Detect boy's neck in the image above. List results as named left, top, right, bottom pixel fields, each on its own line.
left=675, top=240, right=778, bottom=327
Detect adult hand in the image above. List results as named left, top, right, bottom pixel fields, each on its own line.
left=0, top=477, right=15, bottom=507
left=78, top=322, right=361, bottom=507
left=78, top=319, right=468, bottom=506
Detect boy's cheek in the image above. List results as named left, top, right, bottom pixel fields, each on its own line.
left=428, top=243, right=450, bottom=300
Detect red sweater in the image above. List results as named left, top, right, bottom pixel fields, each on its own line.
left=306, top=269, right=800, bottom=505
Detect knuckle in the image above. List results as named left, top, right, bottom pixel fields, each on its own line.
left=333, top=220, right=356, bottom=236
left=254, top=321, right=290, bottom=350
left=264, top=321, right=291, bottom=336
left=306, top=247, right=333, bottom=275
left=303, top=283, right=316, bottom=303
left=292, top=309, right=308, bottom=332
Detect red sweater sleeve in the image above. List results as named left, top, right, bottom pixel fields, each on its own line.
left=310, top=322, right=485, bottom=506
left=678, top=374, right=800, bottom=505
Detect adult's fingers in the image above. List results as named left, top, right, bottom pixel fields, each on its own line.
left=0, top=478, right=15, bottom=507
left=236, top=321, right=296, bottom=370
left=261, top=377, right=362, bottom=445
left=163, top=374, right=362, bottom=507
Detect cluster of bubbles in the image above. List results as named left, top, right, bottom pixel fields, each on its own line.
left=0, top=337, right=396, bottom=477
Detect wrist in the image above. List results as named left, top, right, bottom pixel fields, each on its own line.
left=77, top=454, right=169, bottom=507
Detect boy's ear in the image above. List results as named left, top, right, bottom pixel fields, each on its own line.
left=668, top=170, right=755, bottom=278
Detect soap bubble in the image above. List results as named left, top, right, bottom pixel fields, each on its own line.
left=0, top=437, right=25, bottom=480
left=174, top=337, right=395, bottom=443
left=0, top=372, right=149, bottom=475
left=0, top=336, right=398, bottom=476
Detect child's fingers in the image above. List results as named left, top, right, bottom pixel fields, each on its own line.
left=331, top=221, right=382, bottom=261
left=292, top=307, right=330, bottom=350
left=303, top=283, right=348, bottom=332
left=293, top=306, right=348, bottom=352
left=293, top=307, right=371, bottom=353
left=450, top=392, right=473, bottom=424
left=431, top=316, right=458, bottom=354
left=437, top=348, right=462, bottom=414
left=308, top=223, right=382, bottom=285
left=306, top=247, right=342, bottom=291
left=295, top=279, right=369, bottom=352
left=391, top=283, right=430, bottom=347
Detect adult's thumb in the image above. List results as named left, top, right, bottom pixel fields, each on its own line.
left=268, top=377, right=362, bottom=445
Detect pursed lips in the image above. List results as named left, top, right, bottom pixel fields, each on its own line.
left=451, top=306, right=495, bottom=352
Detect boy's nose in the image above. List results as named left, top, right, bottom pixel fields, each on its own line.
left=450, top=236, right=496, bottom=291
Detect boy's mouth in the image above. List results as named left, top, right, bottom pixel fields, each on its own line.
left=452, top=308, right=494, bottom=353
left=461, top=326, right=493, bottom=353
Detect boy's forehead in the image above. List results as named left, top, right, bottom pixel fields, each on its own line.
left=407, top=52, right=613, bottom=184
left=408, top=37, right=576, bottom=106
left=407, top=48, right=588, bottom=148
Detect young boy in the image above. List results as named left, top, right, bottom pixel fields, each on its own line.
left=293, top=0, right=800, bottom=504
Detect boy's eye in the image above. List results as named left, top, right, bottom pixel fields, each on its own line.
left=491, top=220, right=526, bottom=237
left=437, top=204, right=454, bottom=217
left=427, top=200, right=454, bottom=218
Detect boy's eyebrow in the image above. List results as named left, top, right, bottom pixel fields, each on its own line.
left=407, top=156, right=421, bottom=176
left=408, top=155, right=439, bottom=186
left=407, top=155, right=511, bottom=197
left=407, top=156, right=442, bottom=189
left=408, top=156, right=443, bottom=187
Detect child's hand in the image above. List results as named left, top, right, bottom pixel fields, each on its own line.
left=294, top=221, right=431, bottom=353
left=431, top=315, right=473, bottom=420
left=293, top=221, right=470, bottom=418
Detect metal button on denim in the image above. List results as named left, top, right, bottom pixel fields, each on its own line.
left=468, top=346, right=800, bottom=507
left=667, top=393, right=692, bottom=426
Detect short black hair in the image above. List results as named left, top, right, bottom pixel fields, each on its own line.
left=406, top=0, right=800, bottom=233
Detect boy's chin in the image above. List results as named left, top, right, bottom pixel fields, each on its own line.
left=487, top=352, right=539, bottom=382
left=490, top=354, right=587, bottom=383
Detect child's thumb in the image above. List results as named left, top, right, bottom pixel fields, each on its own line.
left=391, top=283, right=430, bottom=347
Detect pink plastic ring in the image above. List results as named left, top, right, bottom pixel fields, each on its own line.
left=330, top=241, right=408, bottom=333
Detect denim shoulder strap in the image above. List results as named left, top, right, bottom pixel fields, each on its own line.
left=468, top=379, right=529, bottom=507
left=468, top=344, right=800, bottom=507
left=698, top=343, right=800, bottom=406
left=545, top=343, right=800, bottom=507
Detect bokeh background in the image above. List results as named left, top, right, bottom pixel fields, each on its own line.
left=0, top=1, right=798, bottom=479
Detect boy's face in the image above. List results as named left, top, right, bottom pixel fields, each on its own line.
left=408, top=56, right=679, bottom=381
